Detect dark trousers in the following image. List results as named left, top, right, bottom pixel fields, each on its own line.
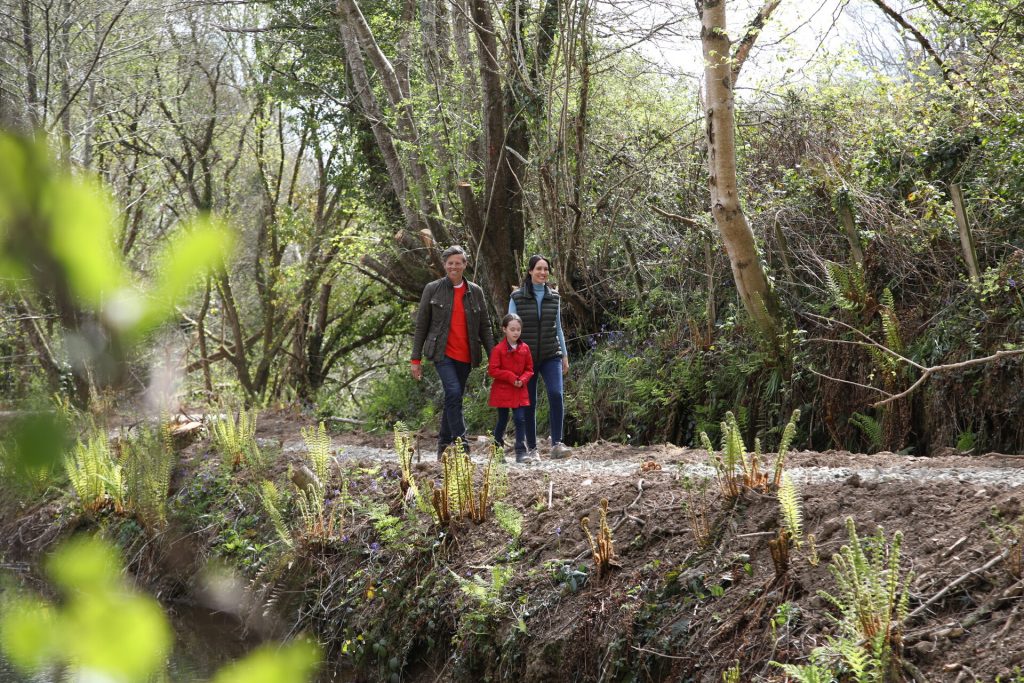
left=435, top=355, right=472, bottom=452
left=494, top=407, right=527, bottom=455
left=525, top=356, right=564, bottom=449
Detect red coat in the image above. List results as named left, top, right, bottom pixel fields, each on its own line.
left=488, top=340, right=534, bottom=407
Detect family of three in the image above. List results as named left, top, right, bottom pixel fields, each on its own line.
left=410, top=246, right=572, bottom=464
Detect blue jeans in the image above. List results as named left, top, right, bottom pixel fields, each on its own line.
left=435, top=356, right=471, bottom=452
left=494, top=407, right=527, bottom=455
left=525, top=356, right=564, bottom=449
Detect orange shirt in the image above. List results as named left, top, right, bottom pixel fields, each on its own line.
left=444, top=283, right=471, bottom=363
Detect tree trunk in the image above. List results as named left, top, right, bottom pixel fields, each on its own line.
left=697, top=0, right=780, bottom=338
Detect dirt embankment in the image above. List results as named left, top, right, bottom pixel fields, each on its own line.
left=3, top=410, right=1023, bottom=682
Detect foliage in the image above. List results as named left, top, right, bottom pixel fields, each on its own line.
left=121, top=423, right=177, bottom=526
left=493, top=501, right=524, bottom=539
left=259, top=480, right=294, bottom=549
left=849, top=413, right=883, bottom=453
left=64, top=431, right=123, bottom=514
left=816, top=518, right=911, bottom=680
left=431, top=440, right=506, bottom=525
left=777, top=473, right=804, bottom=548
left=211, top=409, right=261, bottom=471
left=581, top=499, right=618, bottom=579
left=0, top=536, right=319, bottom=682
left=301, top=421, right=332, bottom=484
left=701, top=409, right=801, bottom=498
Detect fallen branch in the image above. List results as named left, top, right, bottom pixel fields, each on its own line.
left=905, top=548, right=1010, bottom=623
left=803, top=313, right=1024, bottom=407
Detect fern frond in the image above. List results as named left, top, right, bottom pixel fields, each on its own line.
left=849, top=413, right=882, bottom=452
left=259, top=480, right=293, bottom=548
left=778, top=473, right=804, bottom=548
left=301, top=422, right=332, bottom=484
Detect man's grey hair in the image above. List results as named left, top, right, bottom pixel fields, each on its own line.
left=440, top=245, right=468, bottom=262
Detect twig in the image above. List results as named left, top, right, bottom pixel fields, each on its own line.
left=996, top=604, right=1019, bottom=639
left=803, top=313, right=1024, bottom=407
left=631, top=644, right=688, bottom=660
left=905, top=548, right=1010, bottom=622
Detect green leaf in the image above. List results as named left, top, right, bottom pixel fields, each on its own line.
left=47, top=178, right=126, bottom=306
left=0, top=598, right=59, bottom=672
left=139, top=216, right=234, bottom=332
left=63, top=591, right=172, bottom=680
left=47, top=536, right=122, bottom=593
left=211, top=639, right=321, bottom=683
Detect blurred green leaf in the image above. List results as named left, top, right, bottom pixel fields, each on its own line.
left=5, top=413, right=69, bottom=476
left=48, top=178, right=126, bottom=306
left=63, top=591, right=172, bottom=680
left=137, top=216, right=234, bottom=333
left=210, top=639, right=321, bottom=683
left=0, top=598, right=59, bottom=671
left=47, top=536, right=121, bottom=593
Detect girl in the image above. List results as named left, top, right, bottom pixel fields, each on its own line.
left=509, top=255, right=572, bottom=460
left=488, top=314, right=534, bottom=463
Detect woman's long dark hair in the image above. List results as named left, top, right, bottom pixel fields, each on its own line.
left=520, top=254, right=551, bottom=296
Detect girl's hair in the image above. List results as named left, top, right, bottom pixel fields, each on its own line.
left=501, top=313, right=522, bottom=328
left=521, top=254, right=551, bottom=293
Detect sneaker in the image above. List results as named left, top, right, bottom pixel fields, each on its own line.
left=515, top=451, right=534, bottom=464
left=550, top=442, right=572, bottom=459
left=527, top=448, right=540, bottom=462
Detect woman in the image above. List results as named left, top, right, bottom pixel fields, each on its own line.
left=508, top=255, right=572, bottom=459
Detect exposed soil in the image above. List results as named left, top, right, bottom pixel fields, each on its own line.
left=3, top=407, right=1024, bottom=682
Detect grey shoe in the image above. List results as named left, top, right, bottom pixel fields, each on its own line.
left=515, top=451, right=534, bottom=464
left=550, top=442, right=572, bottom=459
left=528, top=448, right=540, bottom=462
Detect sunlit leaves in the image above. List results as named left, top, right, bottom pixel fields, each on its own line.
left=0, top=536, right=322, bottom=682
left=210, top=639, right=321, bottom=683
left=0, top=536, right=171, bottom=681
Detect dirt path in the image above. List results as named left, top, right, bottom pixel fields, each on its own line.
left=242, top=411, right=1024, bottom=680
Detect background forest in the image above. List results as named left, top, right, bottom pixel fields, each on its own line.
left=2, top=0, right=1023, bottom=456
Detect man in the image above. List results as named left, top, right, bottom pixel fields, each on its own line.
left=411, top=246, right=494, bottom=459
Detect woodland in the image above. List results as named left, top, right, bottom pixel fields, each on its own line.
left=2, top=0, right=1024, bottom=681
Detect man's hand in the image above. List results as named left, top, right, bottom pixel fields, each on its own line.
left=411, top=364, right=423, bottom=381
left=562, top=356, right=569, bottom=374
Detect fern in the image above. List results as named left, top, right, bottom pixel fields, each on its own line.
left=493, top=501, right=523, bottom=538
left=450, top=565, right=514, bottom=615
left=121, top=424, right=176, bottom=526
left=394, top=421, right=431, bottom=516
left=366, top=501, right=404, bottom=545
left=294, top=476, right=341, bottom=543
left=824, top=262, right=868, bottom=312
left=778, top=473, right=804, bottom=548
left=878, top=288, right=902, bottom=354
left=65, top=433, right=119, bottom=513
left=773, top=409, right=801, bottom=487
left=211, top=408, right=259, bottom=470
left=772, top=661, right=834, bottom=683
left=301, top=422, right=332, bottom=484
left=818, top=518, right=911, bottom=680
left=259, top=481, right=293, bottom=548
left=849, top=413, right=882, bottom=452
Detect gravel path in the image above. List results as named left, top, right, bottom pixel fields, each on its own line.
left=278, top=439, right=1024, bottom=489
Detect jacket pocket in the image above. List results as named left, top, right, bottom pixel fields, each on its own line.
left=423, top=335, right=438, bottom=359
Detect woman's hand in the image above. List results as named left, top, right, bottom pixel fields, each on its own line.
left=562, top=356, right=569, bottom=374
left=411, top=364, right=423, bottom=381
